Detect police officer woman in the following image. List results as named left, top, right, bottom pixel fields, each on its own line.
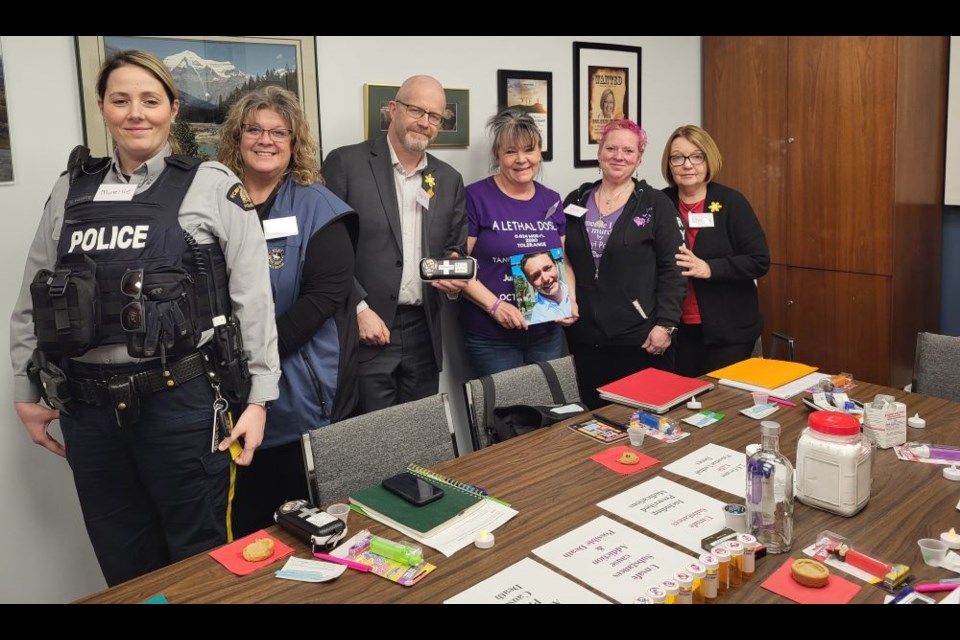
left=9, top=50, right=280, bottom=586
left=218, top=86, right=359, bottom=537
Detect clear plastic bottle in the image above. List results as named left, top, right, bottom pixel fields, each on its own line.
left=746, top=420, right=794, bottom=553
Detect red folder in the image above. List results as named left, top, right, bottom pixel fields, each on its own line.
left=597, top=368, right=714, bottom=414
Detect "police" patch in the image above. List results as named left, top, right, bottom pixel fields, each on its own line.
left=268, top=248, right=285, bottom=270
left=227, top=182, right=256, bottom=211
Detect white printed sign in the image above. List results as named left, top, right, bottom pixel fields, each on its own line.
left=444, top=558, right=611, bottom=604
left=598, top=476, right=727, bottom=554
left=664, top=443, right=747, bottom=498
left=532, top=516, right=694, bottom=603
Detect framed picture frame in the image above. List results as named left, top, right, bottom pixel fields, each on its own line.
left=363, top=83, right=470, bottom=147
left=75, top=36, right=320, bottom=159
left=572, top=41, right=642, bottom=168
left=496, top=70, right=553, bottom=161
left=0, top=37, right=14, bottom=184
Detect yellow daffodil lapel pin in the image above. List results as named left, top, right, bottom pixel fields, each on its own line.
left=708, top=201, right=722, bottom=213
left=424, top=173, right=437, bottom=199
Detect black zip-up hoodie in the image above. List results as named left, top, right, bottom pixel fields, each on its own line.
left=563, top=178, right=686, bottom=347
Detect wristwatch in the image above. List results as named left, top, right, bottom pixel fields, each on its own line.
left=657, top=325, right=678, bottom=337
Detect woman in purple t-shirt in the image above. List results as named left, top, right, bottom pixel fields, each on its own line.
left=461, top=109, right=578, bottom=376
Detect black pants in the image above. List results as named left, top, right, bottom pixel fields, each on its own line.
left=675, top=323, right=756, bottom=378
left=232, top=439, right=309, bottom=539
left=568, top=340, right=676, bottom=410
left=357, top=305, right=439, bottom=414
left=59, top=375, right=230, bottom=587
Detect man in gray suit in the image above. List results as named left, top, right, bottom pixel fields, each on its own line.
left=323, top=75, right=467, bottom=413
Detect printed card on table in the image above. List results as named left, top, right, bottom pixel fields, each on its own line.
left=510, top=247, right=572, bottom=325
left=598, top=476, right=727, bottom=554
left=664, top=443, right=747, bottom=499
left=533, top=516, right=694, bottom=603
left=444, top=558, right=611, bottom=604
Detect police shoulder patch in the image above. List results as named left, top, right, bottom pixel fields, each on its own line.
left=227, top=182, right=256, bottom=211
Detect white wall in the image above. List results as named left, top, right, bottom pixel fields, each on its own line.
left=0, top=35, right=700, bottom=603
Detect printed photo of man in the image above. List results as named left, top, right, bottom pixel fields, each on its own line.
left=518, top=249, right=572, bottom=324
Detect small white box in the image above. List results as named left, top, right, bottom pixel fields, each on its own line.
left=862, top=401, right=906, bottom=449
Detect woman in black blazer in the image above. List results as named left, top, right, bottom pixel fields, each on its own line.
left=661, top=125, right=770, bottom=377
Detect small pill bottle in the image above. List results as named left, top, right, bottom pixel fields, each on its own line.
left=737, top=533, right=758, bottom=579
left=724, top=540, right=744, bottom=587
left=633, top=596, right=656, bottom=604
left=711, top=546, right=732, bottom=593
left=674, top=571, right=694, bottom=604
left=698, top=553, right=719, bottom=603
left=645, top=586, right=667, bottom=604
left=687, top=562, right=707, bottom=604
left=660, top=579, right=680, bottom=604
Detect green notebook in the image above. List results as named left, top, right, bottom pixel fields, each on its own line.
left=350, top=479, right=483, bottom=537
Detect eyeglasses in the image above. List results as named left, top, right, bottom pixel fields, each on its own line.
left=241, top=124, right=293, bottom=141
left=669, top=153, right=707, bottom=167
left=120, top=269, right=144, bottom=333
left=396, top=100, right=445, bottom=127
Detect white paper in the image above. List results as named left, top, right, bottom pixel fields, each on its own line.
left=564, top=204, right=588, bottom=217
left=533, top=516, right=694, bottom=603
left=355, top=499, right=518, bottom=557
left=94, top=183, right=137, bottom=201
left=263, top=216, right=299, bottom=240
left=552, top=403, right=584, bottom=415
left=719, top=372, right=829, bottom=398
left=444, top=558, right=611, bottom=604
left=598, top=477, right=727, bottom=554
left=664, top=443, right=747, bottom=498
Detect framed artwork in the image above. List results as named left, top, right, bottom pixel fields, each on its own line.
left=74, top=36, right=319, bottom=159
left=572, top=41, right=642, bottom=168
left=0, top=37, right=13, bottom=184
left=363, top=83, right=470, bottom=147
left=496, top=69, right=553, bottom=161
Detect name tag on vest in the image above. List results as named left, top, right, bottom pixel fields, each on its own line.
left=689, top=213, right=715, bottom=228
left=263, top=216, right=299, bottom=240
left=94, top=184, right=138, bottom=202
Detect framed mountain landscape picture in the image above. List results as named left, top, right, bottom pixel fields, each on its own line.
left=75, top=36, right=319, bottom=160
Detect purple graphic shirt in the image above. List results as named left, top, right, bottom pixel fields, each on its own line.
left=464, top=177, right=565, bottom=338
left=584, top=195, right=626, bottom=270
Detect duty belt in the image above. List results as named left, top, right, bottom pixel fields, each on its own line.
left=69, top=351, right=208, bottom=408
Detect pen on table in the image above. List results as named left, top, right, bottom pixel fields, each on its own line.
left=914, top=582, right=960, bottom=593
left=888, top=586, right=915, bottom=604
left=313, top=552, right=371, bottom=573
left=767, top=396, right=797, bottom=408
left=940, top=577, right=960, bottom=584
left=591, top=413, right=630, bottom=432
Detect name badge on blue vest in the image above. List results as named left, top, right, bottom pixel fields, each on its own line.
left=263, top=216, right=299, bottom=240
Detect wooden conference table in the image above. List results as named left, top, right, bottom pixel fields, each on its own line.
left=80, top=382, right=960, bottom=604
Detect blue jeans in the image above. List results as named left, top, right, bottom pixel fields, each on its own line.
left=464, top=327, right=565, bottom=377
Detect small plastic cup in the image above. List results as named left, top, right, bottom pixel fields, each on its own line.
left=627, top=426, right=646, bottom=447
left=326, top=503, right=351, bottom=525
left=751, top=391, right=769, bottom=407
left=917, top=538, right=948, bottom=567
left=723, top=503, right=748, bottom=533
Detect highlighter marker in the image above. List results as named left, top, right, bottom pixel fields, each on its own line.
left=914, top=583, right=960, bottom=593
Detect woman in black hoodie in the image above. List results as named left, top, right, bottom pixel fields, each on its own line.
left=563, top=119, right=686, bottom=408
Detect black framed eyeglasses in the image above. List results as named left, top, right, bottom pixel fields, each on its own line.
left=241, top=124, right=293, bottom=141
left=395, top=100, right=445, bottom=127
left=669, top=153, right=707, bottom=167
left=120, top=269, right=144, bottom=333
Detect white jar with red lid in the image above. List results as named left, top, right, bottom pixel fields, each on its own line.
left=795, top=411, right=873, bottom=516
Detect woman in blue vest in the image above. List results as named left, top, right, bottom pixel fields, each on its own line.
left=219, top=87, right=359, bottom=536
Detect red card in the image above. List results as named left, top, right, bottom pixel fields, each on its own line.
left=208, top=530, right=295, bottom=576
left=590, top=445, right=659, bottom=475
left=761, top=558, right=862, bottom=604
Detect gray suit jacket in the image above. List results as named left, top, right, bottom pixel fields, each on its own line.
left=322, top=136, right=467, bottom=369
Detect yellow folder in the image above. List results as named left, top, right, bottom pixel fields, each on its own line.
left=707, top=358, right=818, bottom=390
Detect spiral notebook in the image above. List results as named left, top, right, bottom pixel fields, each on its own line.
left=406, top=464, right=510, bottom=506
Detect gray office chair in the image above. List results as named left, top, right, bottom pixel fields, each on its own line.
left=463, top=356, right=581, bottom=450
left=301, top=393, right=457, bottom=506
left=912, top=331, right=960, bottom=402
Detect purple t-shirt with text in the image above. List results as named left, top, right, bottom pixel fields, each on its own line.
left=464, top=177, right=565, bottom=338
left=584, top=195, right=626, bottom=271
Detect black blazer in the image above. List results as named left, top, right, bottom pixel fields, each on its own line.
left=663, top=182, right=770, bottom=345
left=322, top=136, right=467, bottom=368
left=563, top=179, right=687, bottom=347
